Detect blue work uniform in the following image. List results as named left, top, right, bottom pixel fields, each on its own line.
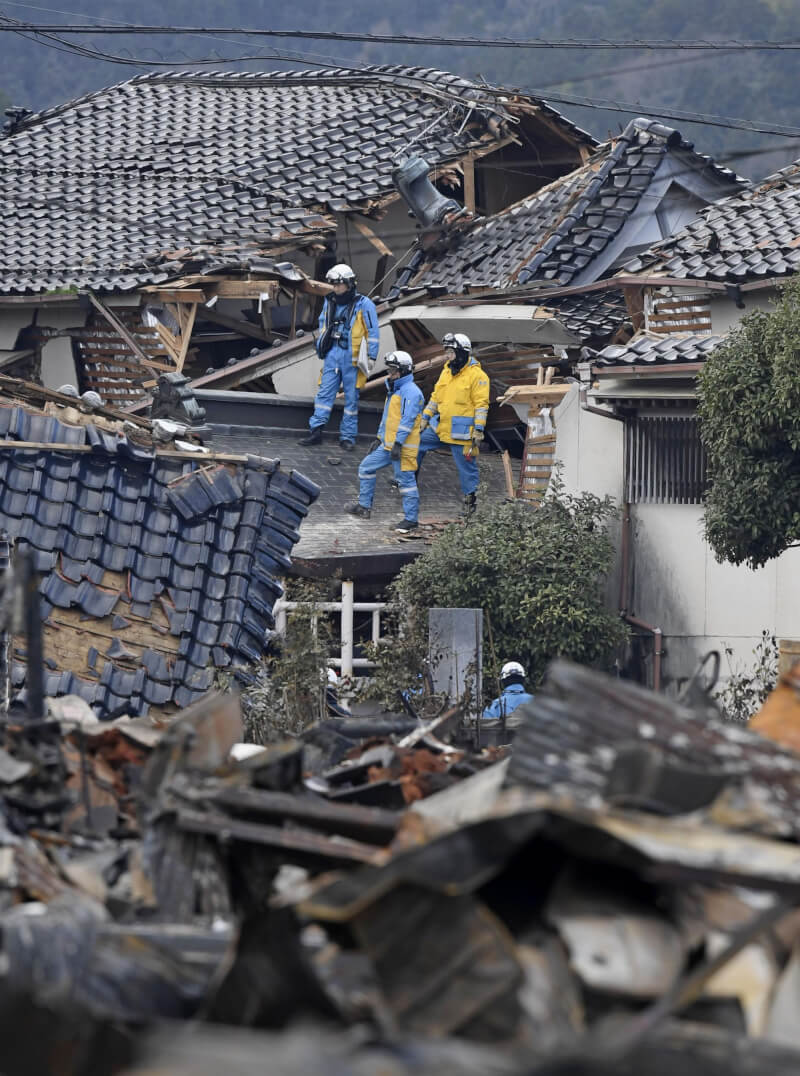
left=357, top=372, right=424, bottom=522
left=309, top=292, right=380, bottom=443
left=482, top=683, right=535, bottom=721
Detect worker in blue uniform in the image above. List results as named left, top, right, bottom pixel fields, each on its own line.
left=482, top=662, right=535, bottom=722
left=300, top=263, right=380, bottom=450
left=345, top=351, right=424, bottom=534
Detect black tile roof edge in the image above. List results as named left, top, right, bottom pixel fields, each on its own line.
left=518, top=116, right=745, bottom=286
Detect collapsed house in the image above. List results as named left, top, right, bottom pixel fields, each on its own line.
left=0, top=65, right=595, bottom=404
left=1, top=656, right=800, bottom=1074
left=374, top=118, right=744, bottom=451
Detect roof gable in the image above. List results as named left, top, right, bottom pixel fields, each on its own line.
left=398, top=118, right=744, bottom=295
left=623, top=159, right=800, bottom=283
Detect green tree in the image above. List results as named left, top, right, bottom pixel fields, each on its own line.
left=366, top=477, right=628, bottom=707
left=698, top=278, right=800, bottom=569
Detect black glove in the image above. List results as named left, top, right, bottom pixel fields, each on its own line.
left=371, top=438, right=383, bottom=452
left=390, top=441, right=403, bottom=461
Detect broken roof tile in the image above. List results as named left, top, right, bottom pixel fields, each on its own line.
left=3, top=398, right=318, bottom=717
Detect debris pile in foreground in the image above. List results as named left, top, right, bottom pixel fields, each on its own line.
left=1, top=660, right=800, bottom=1075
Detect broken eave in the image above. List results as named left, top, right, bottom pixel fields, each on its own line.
left=591, top=362, right=703, bottom=378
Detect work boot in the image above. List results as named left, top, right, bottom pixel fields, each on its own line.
left=463, top=492, right=477, bottom=518
left=394, top=518, right=418, bottom=534
left=299, top=427, right=322, bottom=446
left=345, top=502, right=371, bottom=519
left=339, top=440, right=355, bottom=452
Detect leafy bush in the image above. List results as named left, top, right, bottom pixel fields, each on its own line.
left=231, top=578, right=338, bottom=744
left=365, top=476, right=629, bottom=707
left=715, top=630, right=778, bottom=723
left=698, top=277, right=800, bottom=568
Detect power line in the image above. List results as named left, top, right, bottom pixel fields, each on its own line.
left=520, top=86, right=800, bottom=138
left=1, top=22, right=800, bottom=50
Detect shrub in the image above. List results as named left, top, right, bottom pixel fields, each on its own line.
left=365, top=475, right=629, bottom=708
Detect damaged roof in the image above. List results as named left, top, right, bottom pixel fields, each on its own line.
left=593, top=331, right=725, bottom=368
left=207, top=418, right=509, bottom=574
left=396, top=117, right=744, bottom=294
left=0, top=393, right=318, bottom=717
left=0, top=65, right=591, bottom=295
left=540, top=287, right=631, bottom=343
left=624, top=158, right=800, bottom=282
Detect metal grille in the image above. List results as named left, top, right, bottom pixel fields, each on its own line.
left=625, top=414, right=707, bottom=504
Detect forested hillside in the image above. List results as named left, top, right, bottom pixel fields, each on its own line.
left=2, top=0, right=800, bottom=179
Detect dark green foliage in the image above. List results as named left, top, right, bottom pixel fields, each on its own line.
left=365, top=477, right=628, bottom=707
left=698, top=278, right=800, bottom=568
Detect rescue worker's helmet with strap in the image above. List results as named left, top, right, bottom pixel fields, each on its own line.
left=326, top=263, right=357, bottom=286
left=500, top=661, right=526, bottom=688
left=384, top=351, right=414, bottom=378
left=442, top=331, right=472, bottom=373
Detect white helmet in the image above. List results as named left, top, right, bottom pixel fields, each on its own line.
left=325, top=263, right=356, bottom=286
left=442, top=331, right=472, bottom=353
left=385, top=350, right=414, bottom=377
left=501, top=661, right=525, bottom=685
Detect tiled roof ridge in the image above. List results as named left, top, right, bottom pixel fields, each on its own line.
left=6, top=63, right=513, bottom=139
left=515, top=119, right=644, bottom=284
left=400, top=114, right=745, bottom=296
left=519, top=118, right=744, bottom=285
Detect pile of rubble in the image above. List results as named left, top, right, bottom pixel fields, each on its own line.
left=2, top=657, right=800, bottom=1074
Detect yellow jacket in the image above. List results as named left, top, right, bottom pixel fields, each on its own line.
left=423, top=357, right=490, bottom=444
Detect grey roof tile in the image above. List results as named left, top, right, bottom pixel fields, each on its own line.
left=0, top=65, right=591, bottom=294
left=593, top=331, right=725, bottom=368
left=624, top=160, right=800, bottom=282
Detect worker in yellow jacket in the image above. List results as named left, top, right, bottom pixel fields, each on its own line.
left=418, top=332, right=489, bottom=516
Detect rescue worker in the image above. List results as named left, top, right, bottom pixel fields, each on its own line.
left=300, top=264, right=380, bottom=450
left=325, top=667, right=351, bottom=717
left=482, top=662, right=535, bottom=722
left=417, top=332, right=489, bottom=516
left=345, top=351, right=424, bottom=534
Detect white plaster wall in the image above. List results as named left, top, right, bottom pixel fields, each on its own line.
left=40, top=338, right=78, bottom=389
left=37, top=304, right=83, bottom=388
left=552, top=384, right=625, bottom=609
left=629, top=502, right=800, bottom=690
left=554, top=385, right=800, bottom=690
left=552, top=384, right=624, bottom=502
left=709, top=291, right=775, bottom=334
